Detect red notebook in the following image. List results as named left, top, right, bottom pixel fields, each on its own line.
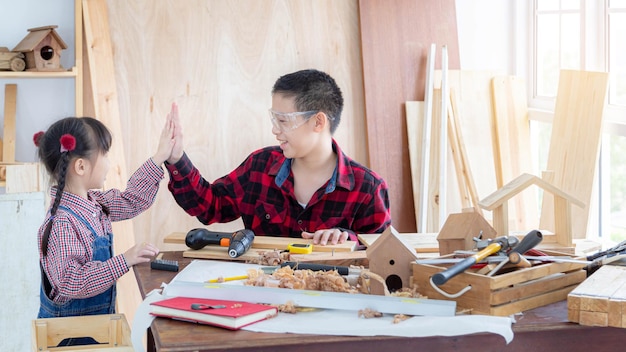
left=150, top=296, right=278, bottom=330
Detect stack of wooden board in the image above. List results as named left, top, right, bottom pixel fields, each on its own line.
left=568, top=265, right=626, bottom=327
left=413, top=251, right=587, bottom=316
left=163, top=232, right=358, bottom=262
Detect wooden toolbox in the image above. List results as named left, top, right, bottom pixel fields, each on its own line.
left=31, top=314, right=133, bottom=351
left=568, top=265, right=626, bottom=328
left=412, top=253, right=587, bottom=316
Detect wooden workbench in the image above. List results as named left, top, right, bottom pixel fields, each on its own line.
left=134, top=252, right=626, bottom=352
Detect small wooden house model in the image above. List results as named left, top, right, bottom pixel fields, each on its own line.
left=437, top=211, right=497, bottom=255
left=366, top=226, right=420, bottom=295
left=478, top=173, right=585, bottom=247
left=12, top=25, right=67, bottom=72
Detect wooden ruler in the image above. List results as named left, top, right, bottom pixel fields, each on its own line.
left=163, top=261, right=456, bottom=317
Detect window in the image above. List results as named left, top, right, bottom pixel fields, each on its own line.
left=530, top=0, right=626, bottom=243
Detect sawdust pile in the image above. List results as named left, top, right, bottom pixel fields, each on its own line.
left=245, top=265, right=359, bottom=293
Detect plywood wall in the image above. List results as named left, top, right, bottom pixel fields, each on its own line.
left=105, top=0, right=366, bottom=248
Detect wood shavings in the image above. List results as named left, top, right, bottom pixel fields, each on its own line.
left=358, top=308, right=382, bottom=318
left=391, top=286, right=427, bottom=299
left=246, top=249, right=289, bottom=266
left=278, top=300, right=297, bottom=314
left=245, top=266, right=358, bottom=293
left=392, top=314, right=411, bottom=323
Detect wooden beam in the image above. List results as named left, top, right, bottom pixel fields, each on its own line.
left=539, top=70, right=609, bottom=239
left=82, top=0, right=140, bottom=324
left=358, top=0, right=460, bottom=232
left=2, top=84, right=17, bottom=162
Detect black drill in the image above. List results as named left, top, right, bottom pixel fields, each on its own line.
left=185, top=228, right=255, bottom=258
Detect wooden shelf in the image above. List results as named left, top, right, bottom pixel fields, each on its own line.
left=0, top=67, right=78, bottom=79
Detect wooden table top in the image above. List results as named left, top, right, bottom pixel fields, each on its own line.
left=134, top=251, right=626, bottom=352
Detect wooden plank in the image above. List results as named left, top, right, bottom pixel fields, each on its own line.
left=449, top=89, right=482, bottom=215
left=427, top=88, right=443, bottom=231
left=540, top=70, right=609, bottom=240
left=83, top=0, right=140, bottom=324
left=491, top=270, right=586, bottom=306
left=359, top=0, right=460, bottom=232
left=490, top=76, right=536, bottom=232
left=418, top=43, right=436, bottom=231
left=289, top=251, right=368, bottom=267
left=183, top=247, right=368, bottom=265
left=183, top=247, right=273, bottom=262
left=2, top=84, right=16, bottom=162
left=439, top=46, right=448, bottom=229
left=5, top=163, right=39, bottom=193
left=568, top=265, right=626, bottom=326
left=163, top=231, right=356, bottom=252
left=406, top=101, right=426, bottom=228
left=105, top=0, right=364, bottom=256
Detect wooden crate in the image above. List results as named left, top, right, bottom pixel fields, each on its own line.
left=412, top=253, right=587, bottom=316
left=568, top=265, right=626, bottom=328
left=31, top=314, right=133, bottom=351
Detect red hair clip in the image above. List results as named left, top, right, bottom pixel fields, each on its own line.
left=33, top=131, right=44, bottom=147
left=59, top=134, right=77, bottom=153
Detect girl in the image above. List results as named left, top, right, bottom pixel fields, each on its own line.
left=34, top=111, right=175, bottom=319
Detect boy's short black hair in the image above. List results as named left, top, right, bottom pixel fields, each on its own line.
left=272, top=69, right=343, bottom=134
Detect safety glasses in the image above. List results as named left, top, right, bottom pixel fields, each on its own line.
left=268, top=109, right=318, bottom=133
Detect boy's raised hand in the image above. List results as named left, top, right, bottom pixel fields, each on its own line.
left=167, top=102, right=185, bottom=164
left=152, top=104, right=176, bottom=165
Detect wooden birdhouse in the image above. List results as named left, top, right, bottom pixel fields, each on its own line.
left=366, top=226, right=419, bottom=295
left=437, top=211, right=497, bottom=255
left=12, top=25, right=67, bottom=72
left=478, top=173, right=585, bottom=247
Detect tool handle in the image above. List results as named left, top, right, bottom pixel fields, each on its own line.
left=185, top=228, right=232, bottom=250
left=431, top=256, right=476, bottom=286
left=281, top=262, right=349, bottom=276
left=510, top=230, right=543, bottom=255
left=432, top=243, right=502, bottom=286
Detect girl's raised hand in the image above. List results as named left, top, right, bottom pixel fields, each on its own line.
left=152, top=103, right=177, bottom=165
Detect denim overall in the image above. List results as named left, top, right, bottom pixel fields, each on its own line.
left=38, top=205, right=117, bottom=318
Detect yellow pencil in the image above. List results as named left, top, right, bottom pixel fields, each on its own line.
left=207, top=275, right=249, bottom=283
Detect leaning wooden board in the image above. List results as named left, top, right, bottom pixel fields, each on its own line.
left=358, top=0, right=460, bottom=232
left=539, top=70, right=609, bottom=240
left=568, top=265, right=626, bottom=328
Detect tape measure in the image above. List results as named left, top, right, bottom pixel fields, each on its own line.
left=287, top=243, right=313, bottom=254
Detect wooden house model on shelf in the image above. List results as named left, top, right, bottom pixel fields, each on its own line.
left=12, top=25, right=67, bottom=72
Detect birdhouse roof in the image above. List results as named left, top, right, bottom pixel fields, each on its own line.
left=12, top=25, right=68, bottom=53
left=478, top=173, right=585, bottom=210
left=366, top=226, right=419, bottom=260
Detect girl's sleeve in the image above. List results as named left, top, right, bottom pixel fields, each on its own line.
left=95, top=158, right=165, bottom=222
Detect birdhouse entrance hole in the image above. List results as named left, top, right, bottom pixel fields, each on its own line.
left=386, top=274, right=402, bottom=292
left=40, top=46, right=54, bottom=60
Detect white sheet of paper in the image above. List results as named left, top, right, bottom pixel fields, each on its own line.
left=131, top=260, right=514, bottom=352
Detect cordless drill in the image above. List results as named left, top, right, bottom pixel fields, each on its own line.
left=185, top=228, right=255, bottom=258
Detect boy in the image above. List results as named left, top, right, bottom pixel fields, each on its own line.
left=165, top=69, right=391, bottom=245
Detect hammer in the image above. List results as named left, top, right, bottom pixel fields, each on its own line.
left=432, top=236, right=517, bottom=286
